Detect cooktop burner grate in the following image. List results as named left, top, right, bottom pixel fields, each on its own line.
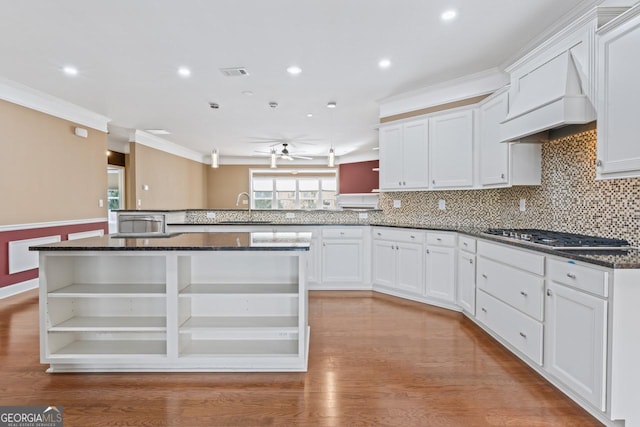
left=484, top=228, right=630, bottom=249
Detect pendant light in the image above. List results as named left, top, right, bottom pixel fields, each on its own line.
left=327, top=100, right=337, bottom=167
left=211, top=149, right=219, bottom=168
left=328, top=147, right=335, bottom=167
left=270, top=148, right=277, bottom=169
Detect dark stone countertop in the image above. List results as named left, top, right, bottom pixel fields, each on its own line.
left=29, top=232, right=312, bottom=252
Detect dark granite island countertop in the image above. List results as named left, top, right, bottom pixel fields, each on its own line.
left=29, top=232, right=311, bottom=252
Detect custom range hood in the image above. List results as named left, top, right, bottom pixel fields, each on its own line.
left=500, top=50, right=595, bottom=142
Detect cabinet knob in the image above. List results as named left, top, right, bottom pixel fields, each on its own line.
left=520, top=291, right=528, bottom=297
left=340, top=232, right=345, bottom=235
left=596, top=159, right=603, bottom=167
left=432, top=180, right=436, bottom=184
left=399, top=181, right=402, bottom=186
left=436, top=238, right=442, bottom=241
left=410, top=235, right=415, bottom=239
left=323, top=243, right=326, bottom=246
left=566, top=273, right=576, bottom=279
left=481, top=273, right=487, bottom=279
left=519, top=332, right=527, bottom=339
left=546, top=289, right=552, bottom=297
left=463, top=242, right=468, bottom=246
left=501, top=173, right=505, bottom=179
left=403, top=181, right=406, bottom=186
left=469, top=258, right=473, bottom=264
left=481, top=307, right=487, bottom=313
left=426, top=249, right=430, bottom=254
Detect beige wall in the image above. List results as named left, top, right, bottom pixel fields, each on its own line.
left=206, top=164, right=334, bottom=209
left=129, top=143, right=207, bottom=210
left=0, top=99, right=108, bottom=225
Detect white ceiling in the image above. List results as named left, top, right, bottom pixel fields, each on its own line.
left=0, top=0, right=600, bottom=162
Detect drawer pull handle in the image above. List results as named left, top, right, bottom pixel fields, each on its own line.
left=547, top=289, right=552, bottom=297
left=463, top=242, right=468, bottom=246
left=481, top=307, right=487, bottom=313
left=410, top=235, right=415, bottom=239
left=469, top=259, right=473, bottom=264
left=520, top=291, right=528, bottom=297
left=519, top=332, right=527, bottom=338
left=481, top=273, right=487, bottom=279
left=566, top=273, right=576, bottom=279
left=377, top=232, right=382, bottom=236
left=426, top=249, right=430, bottom=254
left=340, top=232, right=345, bottom=235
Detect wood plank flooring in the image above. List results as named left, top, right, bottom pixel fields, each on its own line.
left=0, top=290, right=602, bottom=426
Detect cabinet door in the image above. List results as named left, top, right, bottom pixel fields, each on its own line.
left=321, top=240, right=363, bottom=284
left=479, top=92, right=510, bottom=186
left=429, top=110, right=474, bottom=188
left=456, top=251, right=476, bottom=315
left=372, top=240, right=396, bottom=288
left=379, top=124, right=404, bottom=189
left=396, top=242, right=424, bottom=295
left=425, top=246, right=456, bottom=302
left=307, top=235, right=321, bottom=285
left=545, top=281, right=607, bottom=411
left=597, top=14, right=640, bottom=178
left=402, top=120, right=429, bottom=189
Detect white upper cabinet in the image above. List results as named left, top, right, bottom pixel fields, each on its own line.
left=379, top=119, right=428, bottom=190
left=429, top=109, right=474, bottom=189
left=596, top=5, right=640, bottom=179
left=479, top=91, right=510, bottom=186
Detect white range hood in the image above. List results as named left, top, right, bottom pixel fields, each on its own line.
left=500, top=50, right=596, bottom=142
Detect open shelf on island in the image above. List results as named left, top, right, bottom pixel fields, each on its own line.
left=180, top=340, right=298, bottom=357
left=48, top=283, right=166, bottom=297
left=49, top=316, right=167, bottom=332
left=179, top=283, right=297, bottom=296
left=50, top=340, right=167, bottom=357
left=179, top=316, right=298, bottom=332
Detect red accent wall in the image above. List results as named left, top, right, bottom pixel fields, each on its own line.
left=0, top=222, right=108, bottom=289
left=339, top=160, right=379, bottom=194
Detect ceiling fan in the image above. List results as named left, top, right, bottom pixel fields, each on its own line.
left=255, top=143, right=313, bottom=160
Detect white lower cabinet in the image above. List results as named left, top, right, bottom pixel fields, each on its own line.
left=456, top=237, right=476, bottom=315
left=320, top=228, right=365, bottom=286
left=425, top=233, right=456, bottom=303
left=544, top=262, right=608, bottom=411
left=372, top=228, right=424, bottom=297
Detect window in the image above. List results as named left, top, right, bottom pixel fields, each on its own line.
left=250, top=169, right=338, bottom=210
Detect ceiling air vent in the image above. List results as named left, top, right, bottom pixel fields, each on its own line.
left=219, top=67, right=249, bottom=77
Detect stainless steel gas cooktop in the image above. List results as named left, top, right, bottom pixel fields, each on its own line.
left=483, top=228, right=631, bottom=250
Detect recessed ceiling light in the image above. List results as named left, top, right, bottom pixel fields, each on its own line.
left=177, top=67, right=191, bottom=77
left=378, top=59, right=391, bottom=69
left=242, top=90, right=254, bottom=96
left=145, top=129, right=171, bottom=135
left=306, top=113, right=313, bottom=118
left=327, top=101, right=337, bottom=109
left=287, top=65, right=302, bottom=75
left=441, top=9, right=457, bottom=21
left=62, top=66, right=78, bottom=76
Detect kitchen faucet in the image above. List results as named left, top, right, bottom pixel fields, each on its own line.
left=236, top=192, right=251, bottom=211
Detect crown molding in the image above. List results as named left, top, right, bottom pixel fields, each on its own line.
left=377, top=68, right=509, bottom=118
left=0, top=76, right=110, bottom=132
left=597, top=2, right=640, bottom=34
left=132, top=130, right=207, bottom=164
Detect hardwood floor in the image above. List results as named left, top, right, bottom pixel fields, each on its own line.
left=0, top=290, right=601, bottom=426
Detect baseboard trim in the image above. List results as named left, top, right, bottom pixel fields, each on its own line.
left=0, top=278, right=38, bottom=299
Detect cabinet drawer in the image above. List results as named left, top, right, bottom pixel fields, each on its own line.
left=426, top=232, right=456, bottom=247
left=547, top=258, right=608, bottom=297
left=477, top=290, right=543, bottom=365
left=458, top=235, right=476, bottom=253
left=477, top=240, right=544, bottom=276
left=477, top=257, right=544, bottom=321
left=322, top=228, right=363, bottom=239
left=372, top=228, right=424, bottom=243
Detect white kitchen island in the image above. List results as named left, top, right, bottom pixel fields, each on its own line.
left=31, top=232, right=311, bottom=373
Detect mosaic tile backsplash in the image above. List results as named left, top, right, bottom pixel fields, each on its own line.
left=379, top=130, right=640, bottom=246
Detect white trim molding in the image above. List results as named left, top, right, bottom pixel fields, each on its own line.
left=377, top=68, right=509, bottom=118
left=0, top=76, right=110, bottom=132
left=0, top=279, right=38, bottom=300
left=132, top=130, right=207, bottom=164
left=0, top=217, right=107, bottom=233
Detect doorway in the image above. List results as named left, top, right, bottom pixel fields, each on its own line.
left=107, top=166, right=125, bottom=234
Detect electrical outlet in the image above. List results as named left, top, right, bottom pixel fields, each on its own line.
left=358, top=212, right=368, bottom=219
left=137, top=199, right=142, bottom=207
left=438, top=199, right=446, bottom=210
left=393, top=200, right=401, bottom=208
left=519, top=198, right=526, bottom=212
left=286, top=212, right=295, bottom=219
left=206, top=212, right=216, bottom=219
left=99, top=199, right=104, bottom=208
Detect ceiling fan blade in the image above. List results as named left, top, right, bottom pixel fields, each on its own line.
left=291, top=155, right=313, bottom=160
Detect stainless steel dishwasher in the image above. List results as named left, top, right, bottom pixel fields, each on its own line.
left=116, top=213, right=166, bottom=236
